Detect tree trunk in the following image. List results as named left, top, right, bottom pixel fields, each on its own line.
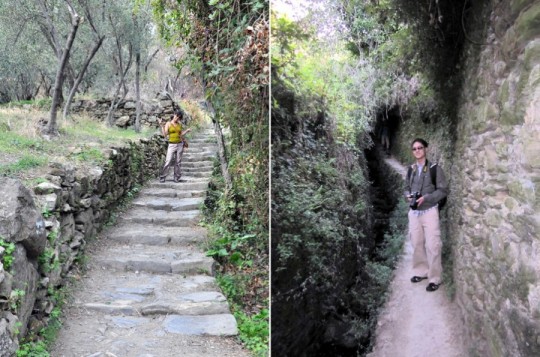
left=63, top=36, right=105, bottom=119
left=45, top=4, right=81, bottom=136
left=214, top=117, right=233, bottom=191
left=205, top=100, right=232, bottom=191
left=106, top=41, right=132, bottom=127
left=134, top=51, right=141, bottom=133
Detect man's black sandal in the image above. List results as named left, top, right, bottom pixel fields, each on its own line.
left=410, top=276, right=428, bottom=283
left=426, top=283, right=440, bottom=292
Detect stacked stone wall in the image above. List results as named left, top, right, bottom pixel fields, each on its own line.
left=70, top=92, right=185, bottom=128
left=448, top=1, right=540, bottom=355
left=0, top=135, right=165, bottom=354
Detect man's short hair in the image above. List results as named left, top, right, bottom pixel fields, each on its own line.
left=411, top=138, right=428, bottom=148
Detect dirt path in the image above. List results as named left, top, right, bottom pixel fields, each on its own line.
left=50, top=127, right=250, bottom=357
left=367, top=156, right=468, bottom=357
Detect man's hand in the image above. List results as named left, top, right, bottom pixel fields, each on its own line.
left=416, top=196, right=425, bottom=207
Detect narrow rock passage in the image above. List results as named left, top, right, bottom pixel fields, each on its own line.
left=51, top=127, right=250, bottom=357
left=367, top=156, right=467, bottom=357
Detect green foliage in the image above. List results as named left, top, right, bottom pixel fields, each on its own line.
left=17, top=287, right=68, bottom=357
left=272, top=10, right=372, bottom=144
left=0, top=239, right=16, bottom=271
left=70, top=147, right=105, bottom=163
left=215, top=272, right=269, bottom=356
left=235, top=308, right=269, bottom=356
left=47, top=230, right=58, bottom=245
left=9, top=289, right=25, bottom=311
left=0, top=155, right=47, bottom=176
left=38, top=248, right=58, bottom=274
left=16, top=340, right=49, bottom=357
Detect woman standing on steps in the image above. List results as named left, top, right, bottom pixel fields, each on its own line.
left=405, top=138, right=448, bottom=292
left=159, top=110, right=191, bottom=183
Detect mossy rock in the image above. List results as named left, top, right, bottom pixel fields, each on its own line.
left=498, top=79, right=510, bottom=104
left=516, top=2, right=540, bottom=46
left=500, top=108, right=524, bottom=126
left=508, top=179, right=535, bottom=204
left=511, top=0, right=536, bottom=17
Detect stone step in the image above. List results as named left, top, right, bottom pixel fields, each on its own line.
left=182, top=166, right=213, bottom=173
left=148, top=181, right=209, bottom=191
left=106, top=225, right=207, bottom=246
left=80, top=291, right=229, bottom=316
left=180, top=149, right=216, bottom=155
left=96, top=245, right=214, bottom=275
left=50, top=314, right=240, bottom=356
left=132, top=197, right=204, bottom=211
left=181, top=155, right=215, bottom=162
left=189, top=137, right=217, bottom=142
left=181, top=161, right=214, bottom=169
left=119, top=208, right=201, bottom=227
left=164, top=314, right=237, bottom=335
left=182, top=171, right=212, bottom=178
left=138, top=187, right=206, bottom=198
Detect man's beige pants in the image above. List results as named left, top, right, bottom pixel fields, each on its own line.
left=408, top=208, right=442, bottom=284
left=160, top=142, right=184, bottom=181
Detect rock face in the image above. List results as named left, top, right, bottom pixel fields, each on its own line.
left=0, top=179, right=46, bottom=352
left=448, top=1, right=540, bottom=355
left=0, top=135, right=166, bottom=355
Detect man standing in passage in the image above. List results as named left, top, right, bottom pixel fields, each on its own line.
left=405, top=138, right=448, bottom=292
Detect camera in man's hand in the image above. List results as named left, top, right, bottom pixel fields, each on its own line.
left=409, top=192, right=422, bottom=210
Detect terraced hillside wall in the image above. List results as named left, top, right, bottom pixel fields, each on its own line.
left=0, top=135, right=165, bottom=355
left=70, top=92, right=187, bottom=128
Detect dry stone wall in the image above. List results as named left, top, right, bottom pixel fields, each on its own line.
left=70, top=92, right=183, bottom=128
left=0, top=135, right=166, bottom=354
left=448, top=1, right=540, bottom=355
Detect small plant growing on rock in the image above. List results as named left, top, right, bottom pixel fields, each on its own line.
left=9, top=289, right=25, bottom=311
left=0, top=239, right=16, bottom=271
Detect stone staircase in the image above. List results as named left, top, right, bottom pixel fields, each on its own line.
left=51, top=127, right=249, bottom=357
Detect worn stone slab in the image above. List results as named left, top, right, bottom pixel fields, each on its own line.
left=138, top=188, right=206, bottom=198
left=181, top=161, right=214, bottom=169
left=182, top=171, right=213, bottom=178
left=182, top=154, right=215, bottom=162
left=70, top=271, right=219, bottom=307
left=163, top=314, right=238, bottom=336
left=171, top=257, right=214, bottom=274
left=96, top=246, right=214, bottom=275
left=106, top=316, right=147, bottom=329
left=140, top=300, right=229, bottom=316
left=148, top=181, right=209, bottom=191
left=137, top=187, right=181, bottom=198
left=101, top=291, right=147, bottom=303
left=81, top=303, right=137, bottom=315
left=132, top=197, right=204, bottom=211
left=119, top=208, right=200, bottom=226
left=115, top=287, right=155, bottom=295
left=52, top=313, right=247, bottom=356
left=107, top=225, right=207, bottom=246
left=179, top=292, right=227, bottom=302
left=182, top=167, right=213, bottom=173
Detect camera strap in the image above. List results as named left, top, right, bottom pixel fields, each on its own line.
left=407, top=160, right=429, bottom=194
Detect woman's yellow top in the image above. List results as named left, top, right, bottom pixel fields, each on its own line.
left=168, top=123, right=182, bottom=143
